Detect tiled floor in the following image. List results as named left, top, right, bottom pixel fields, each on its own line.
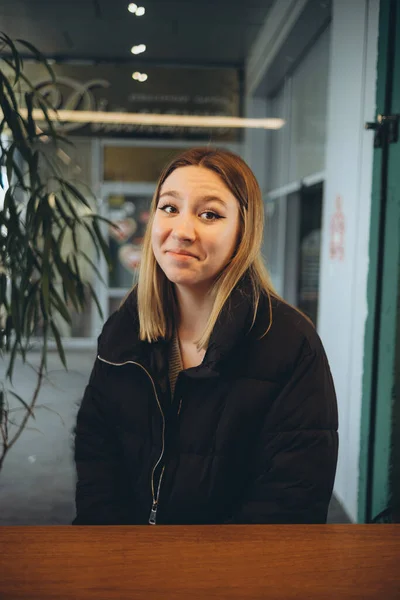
left=0, top=350, right=351, bottom=525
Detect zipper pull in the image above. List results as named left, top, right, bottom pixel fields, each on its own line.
left=149, top=502, right=158, bottom=525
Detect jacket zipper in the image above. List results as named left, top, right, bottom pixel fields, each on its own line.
left=149, top=465, right=165, bottom=525
left=97, top=355, right=166, bottom=525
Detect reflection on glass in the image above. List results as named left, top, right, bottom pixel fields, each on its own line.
left=108, top=194, right=152, bottom=288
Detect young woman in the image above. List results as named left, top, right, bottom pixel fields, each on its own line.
left=73, top=147, right=338, bottom=525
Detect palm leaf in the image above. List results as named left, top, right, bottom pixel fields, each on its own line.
left=16, top=38, right=56, bottom=83
left=50, top=321, right=67, bottom=370
left=0, top=33, right=22, bottom=84
left=8, top=390, right=35, bottom=420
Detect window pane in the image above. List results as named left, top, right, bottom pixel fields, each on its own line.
left=267, top=90, right=286, bottom=191
left=289, top=28, right=330, bottom=181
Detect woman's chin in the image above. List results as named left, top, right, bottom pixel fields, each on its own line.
left=167, top=274, right=199, bottom=286
left=162, top=268, right=205, bottom=288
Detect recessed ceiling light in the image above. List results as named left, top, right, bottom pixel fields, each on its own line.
left=132, top=71, right=148, bottom=82
left=128, top=3, right=138, bottom=13
left=136, top=6, right=145, bottom=16
left=131, top=44, right=146, bottom=55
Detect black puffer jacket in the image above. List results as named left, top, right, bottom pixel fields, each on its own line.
left=73, top=281, right=338, bottom=525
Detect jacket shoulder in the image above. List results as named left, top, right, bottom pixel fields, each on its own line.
left=96, top=289, right=141, bottom=363
left=246, top=296, right=327, bottom=381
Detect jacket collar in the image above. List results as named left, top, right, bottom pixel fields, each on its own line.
left=97, top=276, right=263, bottom=379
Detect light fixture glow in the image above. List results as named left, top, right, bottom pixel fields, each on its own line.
left=136, top=6, right=145, bottom=16
left=16, top=108, right=286, bottom=130
left=131, top=44, right=146, bottom=55
left=139, top=73, right=148, bottom=82
left=132, top=71, right=141, bottom=80
left=128, top=3, right=138, bottom=13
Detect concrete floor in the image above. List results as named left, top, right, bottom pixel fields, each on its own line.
left=0, top=350, right=350, bottom=525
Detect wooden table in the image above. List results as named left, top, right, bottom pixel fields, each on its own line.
left=0, top=525, right=399, bottom=599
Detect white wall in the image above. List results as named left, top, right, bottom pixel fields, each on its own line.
left=317, top=0, right=379, bottom=521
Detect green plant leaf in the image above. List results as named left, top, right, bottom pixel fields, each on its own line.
left=8, top=390, right=35, bottom=420
left=60, top=190, right=80, bottom=222
left=35, top=95, right=58, bottom=142
left=2, top=58, right=55, bottom=113
left=61, top=180, right=91, bottom=209
left=87, top=281, right=104, bottom=320
left=16, top=38, right=56, bottom=84
left=6, top=340, right=19, bottom=382
left=0, top=32, right=22, bottom=84
left=92, top=218, right=111, bottom=266
left=50, top=321, right=67, bottom=370
left=5, top=142, right=16, bottom=187
left=34, top=404, right=65, bottom=426
left=41, top=271, right=50, bottom=317
left=86, top=214, right=116, bottom=228
left=81, top=221, right=101, bottom=260
left=0, top=70, right=20, bottom=112
left=22, top=280, right=40, bottom=336
left=10, top=282, right=21, bottom=340
left=24, top=91, right=36, bottom=139
left=70, top=222, right=79, bottom=253
left=49, top=282, right=72, bottom=326
left=0, top=390, right=4, bottom=426
left=79, top=250, right=105, bottom=284
left=4, top=143, right=27, bottom=190
left=54, top=195, right=72, bottom=227
left=0, top=83, right=31, bottom=162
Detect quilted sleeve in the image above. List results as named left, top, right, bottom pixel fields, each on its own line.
left=229, top=341, right=339, bottom=524
left=72, top=359, right=128, bottom=525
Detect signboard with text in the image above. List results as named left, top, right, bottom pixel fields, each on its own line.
left=20, top=63, right=242, bottom=141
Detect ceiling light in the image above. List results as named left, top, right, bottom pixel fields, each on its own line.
left=18, top=108, right=286, bottom=130
left=136, top=6, right=145, bottom=16
left=131, top=44, right=146, bottom=55
left=132, top=71, right=148, bottom=82
left=128, top=3, right=138, bottom=13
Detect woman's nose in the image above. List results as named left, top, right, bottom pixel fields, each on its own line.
left=171, top=214, right=196, bottom=242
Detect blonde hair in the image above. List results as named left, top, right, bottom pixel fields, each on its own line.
left=136, top=147, right=281, bottom=349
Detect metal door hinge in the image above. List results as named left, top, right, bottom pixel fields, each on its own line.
left=365, top=114, right=399, bottom=148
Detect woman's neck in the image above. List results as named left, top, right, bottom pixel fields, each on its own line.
left=174, top=284, right=214, bottom=343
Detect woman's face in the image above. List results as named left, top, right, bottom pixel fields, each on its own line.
left=151, top=165, right=241, bottom=292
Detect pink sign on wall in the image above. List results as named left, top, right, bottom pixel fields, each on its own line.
left=329, top=195, right=345, bottom=261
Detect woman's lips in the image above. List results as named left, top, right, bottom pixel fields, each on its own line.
left=166, top=250, right=198, bottom=259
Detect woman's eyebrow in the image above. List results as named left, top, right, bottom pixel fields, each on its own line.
left=159, top=190, right=227, bottom=206
left=201, top=195, right=227, bottom=207
left=159, top=189, right=180, bottom=200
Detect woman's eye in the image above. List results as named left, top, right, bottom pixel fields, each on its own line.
left=200, top=211, right=222, bottom=221
left=158, top=204, right=177, bottom=214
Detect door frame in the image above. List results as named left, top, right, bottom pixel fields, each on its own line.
left=359, top=0, right=400, bottom=523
